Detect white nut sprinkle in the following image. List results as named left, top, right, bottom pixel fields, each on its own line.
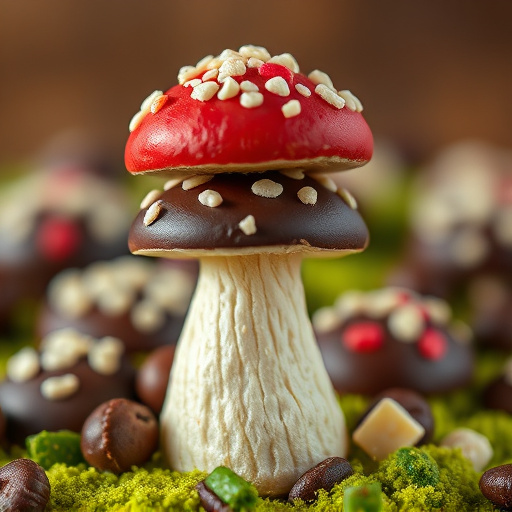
left=140, top=189, right=162, bottom=210
left=240, top=91, right=264, bottom=109
left=297, top=186, right=318, bottom=205
left=280, top=168, right=305, bottom=180
left=218, top=58, right=246, bottom=81
left=195, top=54, right=215, bottom=73
left=184, top=78, right=202, bottom=88
left=6, top=347, right=40, bottom=383
left=247, top=57, right=265, bottom=68
left=441, top=428, right=493, bottom=471
left=337, top=188, right=358, bottom=209
left=41, top=373, right=80, bottom=401
left=239, top=45, right=271, bottom=62
left=239, top=215, right=257, bottom=235
left=251, top=179, right=283, bottom=198
left=308, top=70, right=334, bottom=89
left=164, top=177, right=185, bottom=190
left=338, top=90, right=363, bottom=112
left=140, top=90, right=164, bottom=111
left=131, top=300, right=166, bottom=333
left=150, top=95, right=167, bottom=114
left=88, top=337, right=124, bottom=375
left=143, top=200, right=163, bottom=227
left=191, top=81, right=220, bottom=102
left=240, top=80, right=259, bottom=92
left=40, top=329, right=92, bottom=371
left=388, top=303, right=425, bottom=343
left=282, top=99, right=301, bottom=118
left=265, top=76, right=290, bottom=97
left=312, top=307, right=342, bottom=333
left=178, top=65, right=196, bottom=85
left=128, top=110, right=145, bottom=133
left=97, top=288, right=133, bottom=316
left=312, top=175, right=337, bottom=192
left=218, top=49, right=243, bottom=62
left=217, top=76, right=241, bottom=100
left=295, top=83, right=312, bottom=97
left=182, top=175, right=214, bottom=190
left=202, top=69, right=219, bottom=82
left=48, top=270, right=92, bottom=319
left=315, top=83, right=345, bottom=109
left=268, top=53, right=300, bottom=72
left=365, top=289, right=404, bottom=318
left=198, top=189, right=223, bottom=207
left=422, top=296, right=452, bottom=325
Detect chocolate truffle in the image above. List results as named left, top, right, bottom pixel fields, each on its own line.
left=38, top=256, right=197, bottom=352
left=0, top=329, right=135, bottom=444
left=313, top=287, right=474, bottom=395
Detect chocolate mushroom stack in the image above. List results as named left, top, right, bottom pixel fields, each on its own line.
left=125, top=45, right=373, bottom=497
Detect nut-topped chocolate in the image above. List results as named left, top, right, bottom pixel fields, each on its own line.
left=125, top=45, right=372, bottom=497
left=0, top=329, right=135, bottom=444
left=130, top=171, right=368, bottom=256
left=38, top=256, right=197, bottom=352
left=313, top=287, right=474, bottom=395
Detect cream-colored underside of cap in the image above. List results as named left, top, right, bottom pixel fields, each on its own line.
left=133, top=245, right=363, bottom=259
left=132, top=155, right=367, bottom=177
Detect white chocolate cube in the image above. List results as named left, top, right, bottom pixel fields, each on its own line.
left=353, top=398, right=425, bottom=460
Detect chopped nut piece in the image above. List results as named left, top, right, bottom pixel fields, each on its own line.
left=178, top=65, right=196, bottom=85
left=312, top=175, right=337, bottom=192
left=282, top=99, right=301, bottom=118
left=88, top=337, right=124, bottom=376
left=131, top=300, right=166, bottom=333
left=140, top=90, right=164, bottom=111
left=217, top=77, right=240, bottom=100
left=268, top=53, right=300, bottom=72
left=184, top=78, right=202, bottom=88
left=40, top=374, right=80, bottom=401
left=140, top=189, right=162, bottom=209
left=198, top=189, right=223, bottom=207
left=247, top=57, right=264, bottom=68
left=308, top=70, right=334, bottom=89
left=295, top=83, right=312, bottom=97
left=423, top=297, right=452, bottom=324
left=315, top=84, right=345, bottom=109
left=312, top=307, right=342, bottom=333
left=164, top=177, right=185, bottom=190
left=195, top=54, right=215, bottom=73
left=353, top=398, right=425, bottom=460
left=239, top=45, right=271, bottom=62
left=251, top=179, right=284, bottom=198
left=240, top=80, right=259, bottom=92
left=388, top=304, right=425, bottom=343
left=337, top=187, right=358, bottom=209
left=150, top=95, right=168, bottom=114
left=441, top=428, right=493, bottom=471
left=338, top=90, right=363, bottom=112
left=239, top=215, right=257, bottom=235
left=191, top=82, right=220, bottom=102
left=218, top=58, right=246, bottom=82
left=279, top=168, right=305, bottom=180
left=202, top=69, right=219, bottom=82
left=265, top=76, right=290, bottom=97
left=218, top=49, right=243, bottom=62
left=182, top=175, right=214, bottom=190
left=6, top=347, right=40, bottom=383
left=297, top=186, right=318, bottom=205
left=143, top=201, right=163, bottom=227
left=128, top=110, right=145, bottom=133
left=240, top=91, right=264, bottom=109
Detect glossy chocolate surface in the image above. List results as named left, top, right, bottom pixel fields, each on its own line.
left=129, top=171, right=368, bottom=254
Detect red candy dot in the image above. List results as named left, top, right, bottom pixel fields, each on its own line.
left=342, top=322, right=384, bottom=353
left=36, top=217, right=82, bottom=262
left=417, top=329, right=447, bottom=360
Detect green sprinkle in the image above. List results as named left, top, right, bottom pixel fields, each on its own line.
left=394, top=447, right=440, bottom=487
left=204, top=466, right=258, bottom=511
left=26, top=430, right=86, bottom=470
left=343, top=482, right=383, bottom=512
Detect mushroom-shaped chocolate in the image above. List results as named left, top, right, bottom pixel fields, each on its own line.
left=126, top=46, right=372, bottom=497
left=313, top=287, right=474, bottom=395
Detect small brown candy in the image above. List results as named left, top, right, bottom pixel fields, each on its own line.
left=480, top=464, right=512, bottom=510
left=360, top=387, right=434, bottom=444
left=288, top=457, right=353, bottom=502
left=0, top=458, right=50, bottom=512
left=195, top=481, right=231, bottom=512
left=135, top=345, right=175, bottom=414
left=81, top=398, right=159, bottom=474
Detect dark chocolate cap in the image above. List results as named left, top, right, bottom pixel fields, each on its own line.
left=129, top=171, right=368, bottom=257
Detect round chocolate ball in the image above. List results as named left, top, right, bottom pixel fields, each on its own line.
left=81, top=398, right=159, bottom=473
left=135, top=345, right=175, bottom=414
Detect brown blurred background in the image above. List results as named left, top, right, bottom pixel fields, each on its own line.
left=1, top=0, right=512, bottom=167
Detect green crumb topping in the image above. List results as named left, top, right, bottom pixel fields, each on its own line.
left=392, top=447, right=440, bottom=487
left=204, top=466, right=258, bottom=511
left=343, top=482, right=383, bottom=512
left=26, top=430, right=85, bottom=470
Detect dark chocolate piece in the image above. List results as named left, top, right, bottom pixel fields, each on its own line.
left=129, top=171, right=368, bottom=254
left=288, top=457, right=353, bottom=502
left=81, top=398, right=159, bottom=474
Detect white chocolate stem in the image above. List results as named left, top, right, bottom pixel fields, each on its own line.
left=160, top=253, right=346, bottom=496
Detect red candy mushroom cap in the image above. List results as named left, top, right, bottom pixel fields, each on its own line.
left=125, top=46, right=373, bottom=176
